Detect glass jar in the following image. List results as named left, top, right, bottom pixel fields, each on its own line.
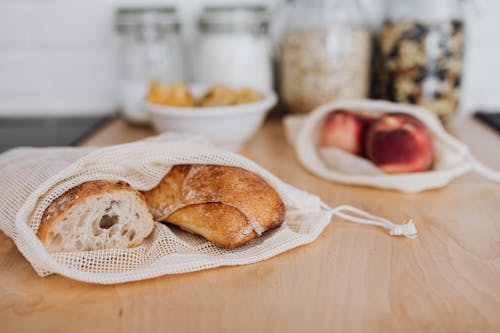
left=115, top=7, right=184, bottom=124
left=279, top=0, right=371, bottom=114
left=195, top=5, right=272, bottom=92
left=373, top=0, right=465, bottom=121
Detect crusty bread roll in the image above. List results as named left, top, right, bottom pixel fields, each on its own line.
left=38, top=181, right=154, bottom=252
left=143, top=165, right=286, bottom=248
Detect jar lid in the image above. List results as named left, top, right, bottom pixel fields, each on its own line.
left=198, top=5, right=269, bottom=34
left=115, top=6, right=180, bottom=32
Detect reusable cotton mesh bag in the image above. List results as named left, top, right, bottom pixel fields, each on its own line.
left=285, top=99, right=500, bottom=193
left=0, top=133, right=416, bottom=284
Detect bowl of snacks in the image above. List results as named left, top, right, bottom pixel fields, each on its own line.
left=144, top=82, right=277, bottom=151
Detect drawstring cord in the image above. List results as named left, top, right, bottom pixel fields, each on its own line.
left=322, top=204, right=418, bottom=239
left=314, top=156, right=499, bottom=239
left=471, top=158, right=500, bottom=183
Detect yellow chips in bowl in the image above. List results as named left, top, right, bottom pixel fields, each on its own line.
left=236, top=87, right=263, bottom=105
left=198, top=85, right=238, bottom=107
left=147, top=81, right=196, bottom=107
left=146, top=82, right=263, bottom=108
left=199, top=86, right=263, bottom=107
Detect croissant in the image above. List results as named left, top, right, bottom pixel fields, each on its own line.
left=143, top=165, right=286, bottom=248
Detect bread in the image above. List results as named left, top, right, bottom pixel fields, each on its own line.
left=38, top=181, right=154, bottom=253
left=143, top=165, right=286, bottom=248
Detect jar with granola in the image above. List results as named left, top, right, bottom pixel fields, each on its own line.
left=373, top=0, right=465, bottom=121
left=279, top=0, right=371, bottom=114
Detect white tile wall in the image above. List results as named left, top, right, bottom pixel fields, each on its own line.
left=0, top=0, right=499, bottom=116
left=0, top=0, right=119, bottom=116
left=461, top=0, right=500, bottom=112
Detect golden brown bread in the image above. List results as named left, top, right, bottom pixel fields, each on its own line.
left=143, top=165, right=286, bottom=248
left=38, top=181, right=155, bottom=252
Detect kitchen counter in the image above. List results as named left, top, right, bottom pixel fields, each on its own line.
left=1, top=115, right=499, bottom=333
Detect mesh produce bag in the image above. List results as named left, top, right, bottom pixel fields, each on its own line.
left=285, top=99, right=500, bottom=193
left=0, top=133, right=416, bottom=284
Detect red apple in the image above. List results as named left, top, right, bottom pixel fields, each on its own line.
left=366, top=113, right=433, bottom=173
left=320, top=110, right=373, bottom=156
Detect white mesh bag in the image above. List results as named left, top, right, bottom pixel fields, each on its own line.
left=0, top=133, right=417, bottom=284
left=285, top=99, right=500, bottom=193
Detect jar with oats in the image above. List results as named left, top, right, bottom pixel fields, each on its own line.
left=373, top=0, right=465, bottom=122
left=279, top=0, right=371, bottom=114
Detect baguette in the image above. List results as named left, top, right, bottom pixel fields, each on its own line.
left=143, top=165, right=286, bottom=248
left=38, top=181, right=154, bottom=252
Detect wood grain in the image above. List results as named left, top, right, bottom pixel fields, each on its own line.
left=1, top=115, right=499, bottom=333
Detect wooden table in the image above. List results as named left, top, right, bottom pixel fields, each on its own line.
left=1, top=115, right=499, bottom=333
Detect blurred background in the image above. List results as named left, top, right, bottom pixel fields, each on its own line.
left=0, top=0, right=499, bottom=118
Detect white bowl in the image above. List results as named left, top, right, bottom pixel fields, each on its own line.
left=145, top=88, right=277, bottom=151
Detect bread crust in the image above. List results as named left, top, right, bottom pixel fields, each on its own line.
left=37, top=166, right=286, bottom=251
left=37, top=181, right=150, bottom=247
left=168, top=203, right=257, bottom=248
left=143, top=165, right=286, bottom=248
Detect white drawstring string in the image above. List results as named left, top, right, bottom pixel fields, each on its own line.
left=318, top=155, right=500, bottom=239
left=324, top=204, right=418, bottom=238
left=471, top=158, right=500, bottom=183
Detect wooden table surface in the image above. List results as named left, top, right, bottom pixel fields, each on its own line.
left=1, top=115, right=499, bottom=333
